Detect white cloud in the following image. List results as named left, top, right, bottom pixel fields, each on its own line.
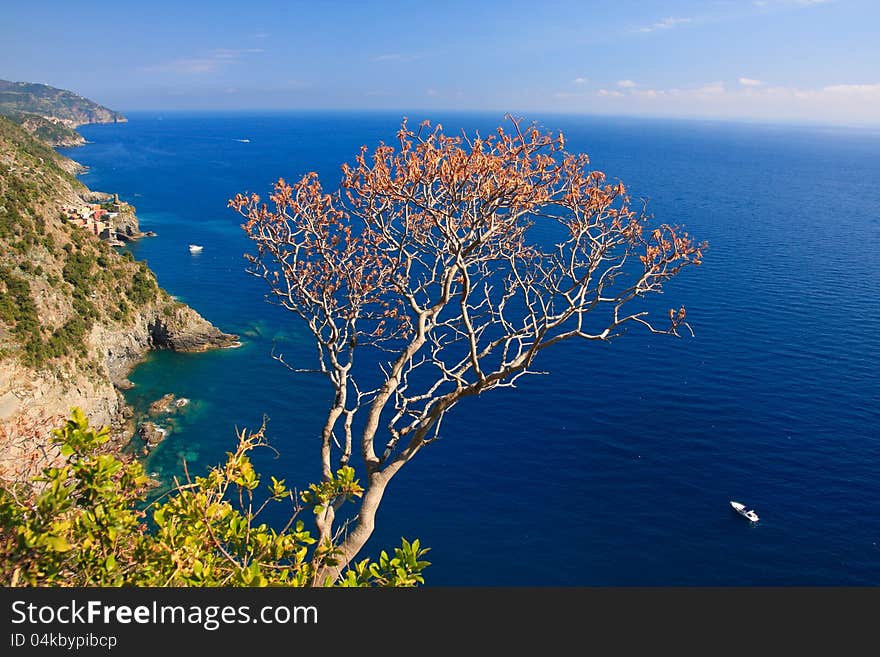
left=211, top=48, right=264, bottom=60
left=739, top=77, right=764, bottom=86
left=632, top=89, right=664, bottom=98
left=638, top=17, right=692, bottom=33
left=589, top=77, right=880, bottom=125
left=142, top=48, right=264, bottom=75
left=554, top=91, right=577, bottom=99
left=372, top=53, right=421, bottom=63
left=756, top=0, right=832, bottom=6
left=426, top=88, right=439, bottom=97
left=164, top=58, right=219, bottom=74
left=572, top=77, right=588, bottom=85
left=617, top=79, right=637, bottom=88
left=822, top=83, right=880, bottom=95
left=696, top=81, right=726, bottom=95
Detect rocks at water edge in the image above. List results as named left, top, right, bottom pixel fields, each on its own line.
left=147, top=304, right=240, bottom=353
left=148, top=393, right=190, bottom=416
left=136, top=421, right=167, bottom=449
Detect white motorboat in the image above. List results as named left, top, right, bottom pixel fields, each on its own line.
left=730, top=500, right=759, bottom=522
left=188, top=244, right=203, bottom=253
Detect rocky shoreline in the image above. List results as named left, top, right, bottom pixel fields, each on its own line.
left=0, top=300, right=239, bottom=482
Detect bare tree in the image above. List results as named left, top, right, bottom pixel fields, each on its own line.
left=0, top=411, right=66, bottom=487
left=230, top=116, right=704, bottom=584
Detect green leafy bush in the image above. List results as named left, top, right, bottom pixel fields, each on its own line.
left=0, top=265, right=41, bottom=362
left=0, top=409, right=430, bottom=587
left=128, top=265, right=157, bottom=305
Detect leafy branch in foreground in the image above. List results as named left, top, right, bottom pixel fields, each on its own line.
left=0, top=408, right=429, bottom=587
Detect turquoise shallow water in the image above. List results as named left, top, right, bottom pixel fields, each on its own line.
left=66, top=112, right=880, bottom=585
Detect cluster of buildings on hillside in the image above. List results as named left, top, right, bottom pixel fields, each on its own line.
left=61, top=193, right=135, bottom=245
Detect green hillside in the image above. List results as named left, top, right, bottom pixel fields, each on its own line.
left=0, top=116, right=157, bottom=367
left=0, top=79, right=126, bottom=127
left=0, top=110, right=84, bottom=147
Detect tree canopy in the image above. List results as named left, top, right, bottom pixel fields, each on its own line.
left=0, top=116, right=702, bottom=587
left=230, top=116, right=704, bottom=582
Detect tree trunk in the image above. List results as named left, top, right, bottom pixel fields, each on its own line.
left=313, top=471, right=390, bottom=585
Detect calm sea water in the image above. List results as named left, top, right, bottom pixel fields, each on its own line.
left=65, top=112, right=880, bottom=585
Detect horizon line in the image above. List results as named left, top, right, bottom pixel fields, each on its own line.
left=92, top=107, right=880, bottom=132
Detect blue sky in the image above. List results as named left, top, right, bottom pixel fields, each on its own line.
left=2, top=0, right=878, bottom=124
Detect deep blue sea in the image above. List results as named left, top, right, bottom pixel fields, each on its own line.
left=65, top=112, right=880, bottom=585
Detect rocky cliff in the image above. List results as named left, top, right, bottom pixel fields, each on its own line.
left=0, top=298, right=238, bottom=483
left=0, top=116, right=236, bottom=483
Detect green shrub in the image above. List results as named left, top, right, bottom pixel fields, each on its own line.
left=0, top=266, right=41, bottom=361
left=128, top=266, right=157, bottom=305
left=0, top=410, right=430, bottom=587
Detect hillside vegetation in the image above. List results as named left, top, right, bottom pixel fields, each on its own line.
left=0, top=110, right=85, bottom=147
left=0, top=409, right=430, bottom=587
left=0, top=116, right=156, bottom=366
left=0, top=117, right=236, bottom=483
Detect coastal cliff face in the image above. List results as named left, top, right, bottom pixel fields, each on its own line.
left=0, top=299, right=238, bottom=482
left=99, top=302, right=239, bottom=386
left=0, top=116, right=235, bottom=482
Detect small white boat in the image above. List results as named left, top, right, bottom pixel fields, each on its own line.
left=188, top=244, right=203, bottom=253
left=730, top=500, right=759, bottom=523
left=235, top=138, right=250, bottom=143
